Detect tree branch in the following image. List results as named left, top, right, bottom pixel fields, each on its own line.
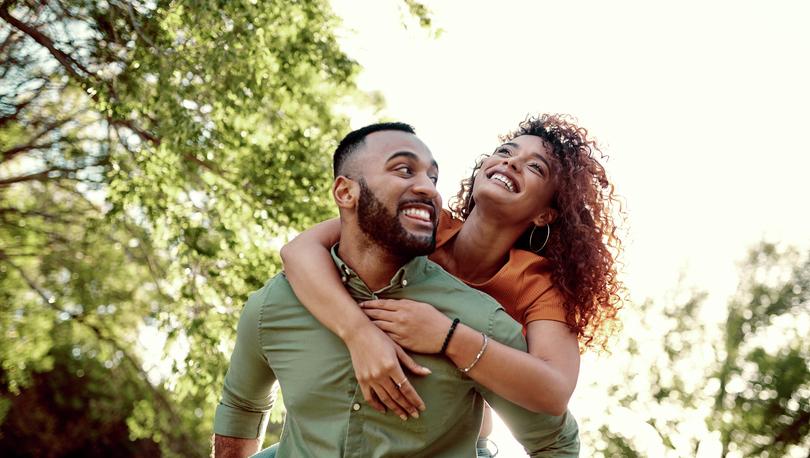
left=109, top=117, right=160, bottom=145
left=2, top=141, right=58, bottom=161
left=0, top=3, right=94, bottom=81
left=0, top=78, right=49, bottom=129
left=0, top=168, right=67, bottom=187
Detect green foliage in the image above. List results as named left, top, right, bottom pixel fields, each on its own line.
left=0, top=341, right=163, bottom=457
left=709, top=243, right=810, bottom=456
left=586, top=242, right=810, bottom=456
left=0, top=0, right=422, bottom=454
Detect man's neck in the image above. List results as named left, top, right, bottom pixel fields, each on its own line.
left=337, top=228, right=409, bottom=291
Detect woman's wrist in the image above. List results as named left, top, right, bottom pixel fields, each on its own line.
left=439, top=318, right=460, bottom=354
left=444, top=324, right=480, bottom=365
left=337, top=309, right=377, bottom=343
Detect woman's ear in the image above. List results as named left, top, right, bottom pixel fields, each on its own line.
left=532, top=208, right=558, bottom=227
left=333, top=176, right=359, bottom=209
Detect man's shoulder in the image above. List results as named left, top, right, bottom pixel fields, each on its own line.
left=243, top=272, right=297, bottom=312
left=419, top=259, right=527, bottom=349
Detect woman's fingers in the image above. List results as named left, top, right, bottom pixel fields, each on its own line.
left=375, top=377, right=420, bottom=420
left=395, top=345, right=432, bottom=376
left=359, top=299, right=400, bottom=311
left=346, top=325, right=422, bottom=419
left=371, top=320, right=398, bottom=334
left=393, top=347, right=428, bottom=412
left=393, top=376, right=425, bottom=415
left=371, top=382, right=409, bottom=420
left=362, top=308, right=396, bottom=322
left=361, top=384, right=386, bottom=413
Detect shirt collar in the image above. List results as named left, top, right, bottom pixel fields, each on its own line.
left=330, top=244, right=430, bottom=299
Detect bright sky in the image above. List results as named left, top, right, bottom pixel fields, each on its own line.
left=330, top=0, right=810, bottom=455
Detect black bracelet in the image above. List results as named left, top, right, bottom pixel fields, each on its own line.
left=439, top=318, right=460, bottom=354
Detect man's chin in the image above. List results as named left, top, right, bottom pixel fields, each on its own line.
left=395, top=235, right=435, bottom=258
left=403, top=227, right=436, bottom=242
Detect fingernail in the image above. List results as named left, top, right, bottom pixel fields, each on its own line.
left=419, top=405, right=426, bottom=412
left=411, top=411, right=419, bottom=419
left=400, top=414, right=408, bottom=421
left=423, top=367, right=432, bottom=374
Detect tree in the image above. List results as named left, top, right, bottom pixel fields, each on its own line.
left=582, top=242, right=810, bottom=457
left=0, top=0, right=402, bottom=455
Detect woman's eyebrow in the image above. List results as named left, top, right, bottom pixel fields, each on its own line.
left=500, top=142, right=552, bottom=169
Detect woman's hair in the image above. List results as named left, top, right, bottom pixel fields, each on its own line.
left=449, top=113, right=624, bottom=351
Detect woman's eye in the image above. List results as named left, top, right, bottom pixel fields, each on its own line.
left=529, top=163, right=545, bottom=176
left=494, top=147, right=511, bottom=156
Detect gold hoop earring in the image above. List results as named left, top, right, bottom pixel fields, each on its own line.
left=529, top=224, right=550, bottom=253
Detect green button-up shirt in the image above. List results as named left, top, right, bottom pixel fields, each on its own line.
left=214, top=247, right=579, bottom=457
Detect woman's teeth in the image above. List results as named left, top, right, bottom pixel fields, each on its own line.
left=491, top=173, right=515, bottom=192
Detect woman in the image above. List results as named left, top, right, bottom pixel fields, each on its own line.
left=280, top=113, right=623, bottom=450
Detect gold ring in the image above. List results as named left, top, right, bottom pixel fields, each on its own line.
left=395, top=377, right=408, bottom=389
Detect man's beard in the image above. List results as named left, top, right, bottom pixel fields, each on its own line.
left=357, top=178, right=437, bottom=259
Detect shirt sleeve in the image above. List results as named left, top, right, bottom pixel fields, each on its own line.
left=213, top=288, right=278, bottom=439
left=479, top=308, right=580, bottom=456
left=523, top=284, right=568, bottom=325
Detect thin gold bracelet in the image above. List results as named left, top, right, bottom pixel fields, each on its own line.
left=460, top=333, right=488, bottom=373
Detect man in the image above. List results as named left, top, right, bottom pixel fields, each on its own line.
left=213, top=123, right=579, bottom=457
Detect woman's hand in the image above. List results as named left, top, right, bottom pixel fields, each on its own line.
left=343, top=322, right=430, bottom=419
left=360, top=299, right=453, bottom=354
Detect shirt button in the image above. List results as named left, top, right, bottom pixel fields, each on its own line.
left=402, top=279, right=408, bottom=287
left=352, top=403, right=361, bottom=411
left=341, top=275, right=347, bottom=283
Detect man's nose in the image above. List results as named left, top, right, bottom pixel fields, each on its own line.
left=412, top=174, right=438, bottom=198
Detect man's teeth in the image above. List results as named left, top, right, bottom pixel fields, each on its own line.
left=491, top=173, right=516, bottom=192
left=401, top=207, right=431, bottom=220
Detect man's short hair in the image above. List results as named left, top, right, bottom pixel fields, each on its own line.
left=333, top=122, right=416, bottom=178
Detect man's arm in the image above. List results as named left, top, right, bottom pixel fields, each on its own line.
left=212, top=435, right=261, bottom=458
left=212, top=284, right=278, bottom=458
left=476, top=309, right=580, bottom=457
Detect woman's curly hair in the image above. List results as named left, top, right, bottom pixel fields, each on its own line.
left=449, top=113, right=624, bottom=351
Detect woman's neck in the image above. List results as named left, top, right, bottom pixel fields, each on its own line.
left=440, top=207, right=526, bottom=284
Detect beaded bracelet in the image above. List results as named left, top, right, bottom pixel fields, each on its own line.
left=439, top=318, right=460, bottom=354
left=460, top=333, right=489, bottom=373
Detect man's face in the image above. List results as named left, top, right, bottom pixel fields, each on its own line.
left=352, top=131, right=441, bottom=258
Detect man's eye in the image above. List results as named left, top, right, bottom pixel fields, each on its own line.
left=429, top=176, right=438, bottom=184
left=396, top=166, right=413, bottom=175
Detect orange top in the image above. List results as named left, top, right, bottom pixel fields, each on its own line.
left=429, top=209, right=568, bottom=326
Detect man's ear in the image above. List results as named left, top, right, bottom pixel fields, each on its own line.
left=531, top=207, right=558, bottom=227
left=333, top=176, right=359, bottom=209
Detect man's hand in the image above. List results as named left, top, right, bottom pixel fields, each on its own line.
left=360, top=299, right=453, bottom=354
left=344, top=323, right=430, bottom=420
left=212, top=434, right=260, bottom=458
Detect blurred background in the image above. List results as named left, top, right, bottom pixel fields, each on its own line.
left=1, top=1, right=808, bottom=456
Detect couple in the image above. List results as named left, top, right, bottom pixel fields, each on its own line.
left=213, top=115, right=622, bottom=457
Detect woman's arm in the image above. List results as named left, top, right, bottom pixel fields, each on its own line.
left=447, top=319, right=579, bottom=415
left=280, top=219, right=429, bottom=420
left=360, top=299, right=579, bottom=415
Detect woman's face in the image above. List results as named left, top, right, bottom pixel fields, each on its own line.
left=472, top=135, right=558, bottom=225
